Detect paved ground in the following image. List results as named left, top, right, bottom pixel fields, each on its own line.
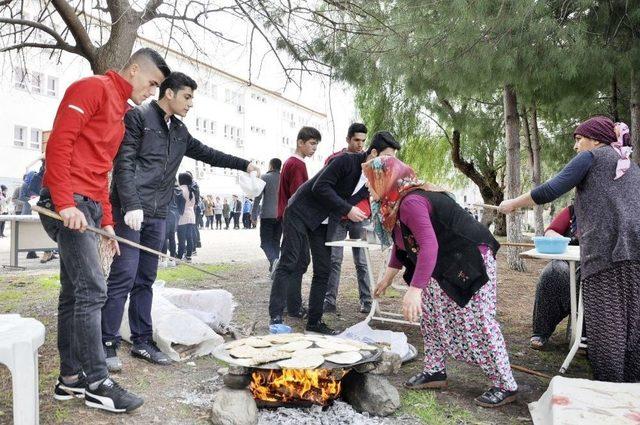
left=0, top=223, right=272, bottom=274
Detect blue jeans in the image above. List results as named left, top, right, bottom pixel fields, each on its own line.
left=38, top=192, right=109, bottom=384
left=177, top=223, right=195, bottom=258
left=102, top=208, right=166, bottom=345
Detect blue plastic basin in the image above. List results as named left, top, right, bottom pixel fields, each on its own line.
left=269, top=324, right=292, bottom=334
left=533, top=236, right=571, bottom=254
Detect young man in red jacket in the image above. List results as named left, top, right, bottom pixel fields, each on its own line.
left=323, top=123, right=373, bottom=314
left=37, top=48, right=170, bottom=414
left=272, top=127, right=320, bottom=318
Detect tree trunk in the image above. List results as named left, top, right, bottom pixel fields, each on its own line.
left=612, top=75, right=620, bottom=122
left=448, top=128, right=506, bottom=235
left=632, top=68, right=640, bottom=165
left=503, top=84, right=526, bottom=271
left=530, top=105, right=544, bottom=235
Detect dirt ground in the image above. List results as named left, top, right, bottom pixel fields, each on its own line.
left=0, top=249, right=591, bottom=424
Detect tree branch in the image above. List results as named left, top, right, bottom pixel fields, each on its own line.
left=50, top=0, right=96, bottom=57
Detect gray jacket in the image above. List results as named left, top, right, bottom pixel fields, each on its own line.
left=252, top=170, right=280, bottom=220
left=575, top=146, right=640, bottom=278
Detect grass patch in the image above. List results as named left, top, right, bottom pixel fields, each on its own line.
left=401, top=391, right=473, bottom=425
left=386, top=287, right=402, bottom=299
left=36, top=274, right=61, bottom=290
left=0, top=289, right=24, bottom=312
left=156, top=264, right=229, bottom=284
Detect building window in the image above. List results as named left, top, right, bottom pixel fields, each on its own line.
left=196, top=118, right=201, bottom=131
left=224, top=124, right=229, bottom=138
left=30, top=128, right=42, bottom=150
left=14, top=67, right=28, bottom=90
left=30, top=72, right=42, bottom=94
left=47, top=76, right=58, bottom=97
left=14, top=125, right=27, bottom=147
left=209, top=121, right=216, bottom=134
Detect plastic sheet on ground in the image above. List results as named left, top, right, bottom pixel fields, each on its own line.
left=119, top=283, right=234, bottom=362
left=528, top=375, right=640, bottom=424
left=338, top=321, right=410, bottom=359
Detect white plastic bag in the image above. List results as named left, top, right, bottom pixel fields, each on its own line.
left=338, top=321, right=410, bottom=359
left=119, top=286, right=226, bottom=361
left=156, top=287, right=235, bottom=334
left=238, top=171, right=266, bottom=198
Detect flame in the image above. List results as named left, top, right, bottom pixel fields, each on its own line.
left=250, top=369, right=348, bottom=406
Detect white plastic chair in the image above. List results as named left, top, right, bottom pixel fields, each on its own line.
left=0, top=314, right=46, bottom=425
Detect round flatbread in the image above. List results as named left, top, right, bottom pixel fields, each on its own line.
left=276, top=340, right=313, bottom=352
left=224, top=339, right=248, bottom=349
left=267, top=333, right=306, bottom=344
left=278, top=354, right=326, bottom=369
left=291, top=347, right=335, bottom=357
left=228, top=345, right=262, bottom=358
left=314, top=339, right=360, bottom=352
left=337, top=338, right=377, bottom=351
left=325, top=351, right=363, bottom=365
left=243, top=337, right=273, bottom=348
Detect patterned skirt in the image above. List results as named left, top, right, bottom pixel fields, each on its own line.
left=582, top=261, right=640, bottom=382
left=420, top=249, right=517, bottom=391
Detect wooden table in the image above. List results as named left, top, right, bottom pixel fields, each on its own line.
left=325, top=240, right=420, bottom=327
left=0, top=215, right=57, bottom=267
left=520, top=246, right=584, bottom=373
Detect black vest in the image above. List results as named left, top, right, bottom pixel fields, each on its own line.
left=394, top=190, right=500, bottom=307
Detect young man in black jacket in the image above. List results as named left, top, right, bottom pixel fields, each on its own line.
left=269, top=131, right=401, bottom=334
left=102, top=72, right=259, bottom=370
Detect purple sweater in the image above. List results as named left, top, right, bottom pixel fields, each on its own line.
left=388, top=194, right=438, bottom=289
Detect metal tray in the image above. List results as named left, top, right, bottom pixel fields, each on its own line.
left=213, top=340, right=382, bottom=370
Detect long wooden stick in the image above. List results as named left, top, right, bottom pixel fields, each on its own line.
left=502, top=242, right=536, bottom=248
left=511, top=364, right=553, bottom=380
left=31, top=205, right=223, bottom=279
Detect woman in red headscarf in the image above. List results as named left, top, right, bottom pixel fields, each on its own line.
left=363, top=156, right=518, bottom=407
left=499, top=116, right=640, bottom=383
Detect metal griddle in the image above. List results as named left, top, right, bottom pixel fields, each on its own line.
left=213, top=338, right=383, bottom=370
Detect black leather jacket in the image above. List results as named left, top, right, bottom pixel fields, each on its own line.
left=111, top=101, right=249, bottom=218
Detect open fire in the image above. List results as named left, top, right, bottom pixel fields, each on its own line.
left=250, top=368, right=349, bottom=407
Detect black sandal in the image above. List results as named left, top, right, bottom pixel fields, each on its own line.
left=474, top=387, right=518, bottom=408
left=404, top=370, right=448, bottom=389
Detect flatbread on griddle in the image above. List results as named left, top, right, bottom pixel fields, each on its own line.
left=325, top=351, right=363, bottom=365
left=277, top=340, right=313, bottom=352
left=291, top=347, right=335, bottom=357
left=277, top=354, right=326, bottom=369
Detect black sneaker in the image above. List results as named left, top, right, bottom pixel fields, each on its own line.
left=103, top=341, right=122, bottom=373
left=323, top=302, right=337, bottom=313
left=474, top=387, right=518, bottom=408
left=359, top=302, right=372, bottom=314
left=288, top=306, right=308, bottom=319
left=84, top=377, right=143, bottom=413
left=54, top=374, right=86, bottom=400
left=306, top=321, right=339, bottom=336
left=270, top=315, right=283, bottom=325
left=130, top=341, right=172, bottom=366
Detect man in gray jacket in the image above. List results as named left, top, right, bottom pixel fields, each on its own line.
left=252, top=158, right=282, bottom=271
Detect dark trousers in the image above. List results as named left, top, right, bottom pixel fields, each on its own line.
left=177, top=223, right=195, bottom=258
left=205, top=215, right=214, bottom=229
left=325, top=218, right=371, bottom=306
left=39, top=194, right=108, bottom=384
left=224, top=215, right=231, bottom=229
left=193, top=223, right=201, bottom=248
left=102, top=209, right=166, bottom=346
left=233, top=212, right=240, bottom=229
left=260, top=218, right=282, bottom=264
left=242, top=212, right=252, bottom=228
left=583, top=261, right=640, bottom=382
left=269, top=210, right=330, bottom=324
left=162, top=212, right=177, bottom=257
left=0, top=212, right=7, bottom=236
left=215, top=214, right=222, bottom=229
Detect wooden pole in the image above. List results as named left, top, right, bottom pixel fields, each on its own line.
left=31, top=204, right=223, bottom=279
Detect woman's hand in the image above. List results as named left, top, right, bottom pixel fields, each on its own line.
left=402, top=287, right=422, bottom=323
left=374, top=277, right=393, bottom=298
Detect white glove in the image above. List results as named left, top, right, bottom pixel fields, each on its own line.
left=124, top=209, right=144, bottom=231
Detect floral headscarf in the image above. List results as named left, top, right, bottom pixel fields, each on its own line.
left=362, top=156, right=444, bottom=247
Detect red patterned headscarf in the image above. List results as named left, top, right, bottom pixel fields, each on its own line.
left=362, top=156, right=445, bottom=245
